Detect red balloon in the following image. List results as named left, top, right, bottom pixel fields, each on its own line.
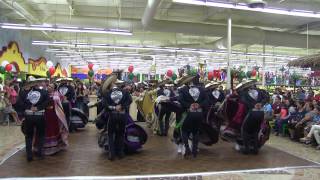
left=166, top=70, right=173, bottom=77
left=88, top=63, right=94, bottom=70
left=251, top=69, right=257, bottom=76
left=208, top=71, right=214, bottom=80
left=5, top=64, right=12, bottom=72
left=49, top=67, right=55, bottom=75
left=128, top=65, right=134, bottom=73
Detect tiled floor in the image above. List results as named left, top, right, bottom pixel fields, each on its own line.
left=0, top=124, right=24, bottom=162
left=0, top=124, right=318, bottom=178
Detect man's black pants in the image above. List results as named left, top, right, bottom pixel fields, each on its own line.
left=24, top=114, right=45, bottom=159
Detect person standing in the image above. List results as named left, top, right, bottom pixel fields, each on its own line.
left=103, top=75, right=132, bottom=161
left=21, top=77, right=49, bottom=162
left=178, top=75, right=208, bottom=158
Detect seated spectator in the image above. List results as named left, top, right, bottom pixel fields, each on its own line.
left=295, top=103, right=317, bottom=138
left=274, top=96, right=291, bottom=136
left=272, top=95, right=281, bottom=117
left=300, top=106, right=320, bottom=146
left=288, top=101, right=306, bottom=140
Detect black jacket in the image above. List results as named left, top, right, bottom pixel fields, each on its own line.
left=178, top=85, right=209, bottom=111
left=20, top=88, right=49, bottom=111
left=103, top=87, right=132, bottom=113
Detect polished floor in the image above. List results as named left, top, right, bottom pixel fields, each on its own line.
left=0, top=124, right=317, bottom=178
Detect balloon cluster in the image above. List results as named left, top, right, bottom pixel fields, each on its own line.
left=46, top=61, right=55, bottom=78
left=128, top=65, right=134, bottom=80
left=88, top=63, right=94, bottom=78
left=0, top=61, right=13, bottom=74
left=166, top=69, right=177, bottom=81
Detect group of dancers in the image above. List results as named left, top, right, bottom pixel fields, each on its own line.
left=20, top=66, right=271, bottom=162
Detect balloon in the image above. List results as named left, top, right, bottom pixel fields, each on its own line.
left=0, top=66, right=5, bottom=74
left=88, top=70, right=94, bottom=77
left=5, top=64, right=12, bottom=72
left=46, top=71, right=51, bottom=78
left=128, top=65, right=134, bottom=73
left=49, top=67, right=55, bottom=75
left=46, top=61, right=54, bottom=68
left=128, top=73, right=134, bottom=80
left=88, top=63, right=94, bottom=70
left=208, top=71, right=214, bottom=80
left=172, top=73, right=177, bottom=81
left=1, top=61, right=9, bottom=67
left=166, top=70, right=173, bottom=77
left=251, top=69, right=257, bottom=77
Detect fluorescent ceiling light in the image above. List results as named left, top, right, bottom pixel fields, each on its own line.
left=34, top=41, right=298, bottom=60
left=173, top=0, right=320, bottom=18
left=1, top=23, right=132, bottom=36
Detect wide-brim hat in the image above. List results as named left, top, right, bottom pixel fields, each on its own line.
left=176, top=75, right=195, bottom=86
left=236, top=79, right=257, bottom=91
left=102, top=75, right=117, bottom=95
left=158, top=79, right=172, bottom=87
left=56, top=77, right=73, bottom=82
left=205, top=81, right=221, bottom=89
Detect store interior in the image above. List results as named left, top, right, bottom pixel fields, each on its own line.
left=0, top=0, right=320, bottom=179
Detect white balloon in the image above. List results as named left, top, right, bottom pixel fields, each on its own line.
left=46, top=61, right=54, bottom=68
left=1, top=61, right=9, bottom=67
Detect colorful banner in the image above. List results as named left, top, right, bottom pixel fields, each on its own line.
left=28, top=57, right=48, bottom=77
left=0, top=41, right=27, bottom=72
left=54, top=63, right=68, bottom=77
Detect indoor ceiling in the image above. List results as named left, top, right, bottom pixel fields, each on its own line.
left=0, top=0, right=319, bottom=73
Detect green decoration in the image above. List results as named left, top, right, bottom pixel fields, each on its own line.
left=246, top=71, right=252, bottom=78
left=0, top=66, right=5, bottom=74
left=172, top=73, right=177, bottom=81
left=128, top=73, right=134, bottom=80
left=190, top=68, right=198, bottom=76
left=46, top=71, right=51, bottom=78
left=88, top=70, right=94, bottom=77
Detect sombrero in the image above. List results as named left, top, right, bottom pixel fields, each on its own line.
left=102, top=75, right=117, bottom=95
left=176, top=75, right=195, bottom=86
left=158, top=79, right=172, bottom=87
left=205, top=81, right=221, bottom=89
left=56, top=77, right=73, bottom=82
left=236, top=79, right=257, bottom=92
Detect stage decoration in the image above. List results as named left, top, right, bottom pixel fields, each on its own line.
left=208, top=71, right=214, bottom=80
left=0, top=66, right=5, bottom=74
left=88, top=63, right=94, bottom=70
left=49, top=67, right=55, bottom=75
left=172, top=73, right=177, bottom=81
left=1, top=61, right=9, bottom=67
left=166, top=70, right=173, bottom=77
left=46, top=61, right=54, bottom=68
left=251, top=69, right=257, bottom=77
left=0, top=41, right=27, bottom=72
left=128, top=73, right=134, bottom=80
left=5, top=64, right=12, bottom=72
left=128, top=65, right=134, bottom=73
left=28, top=57, right=48, bottom=77
left=46, top=71, right=51, bottom=78
left=88, top=70, right=94, bottom=77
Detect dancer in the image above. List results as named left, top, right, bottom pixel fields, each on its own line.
left=156, top=80, right=175, bottom=136
left=21, top=77, right=49, bottom=161
left=103, top=75, right=132, bottom=161
left=178, top=74, right=209, bottom=158
left=39, top=83, right=69, bottom=155
left=220, top=80, right=270, bottom=154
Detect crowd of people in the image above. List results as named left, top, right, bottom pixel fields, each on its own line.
left=270, top=87, right=320, bottom=150
left=2, top=70, right=320, bottom=163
